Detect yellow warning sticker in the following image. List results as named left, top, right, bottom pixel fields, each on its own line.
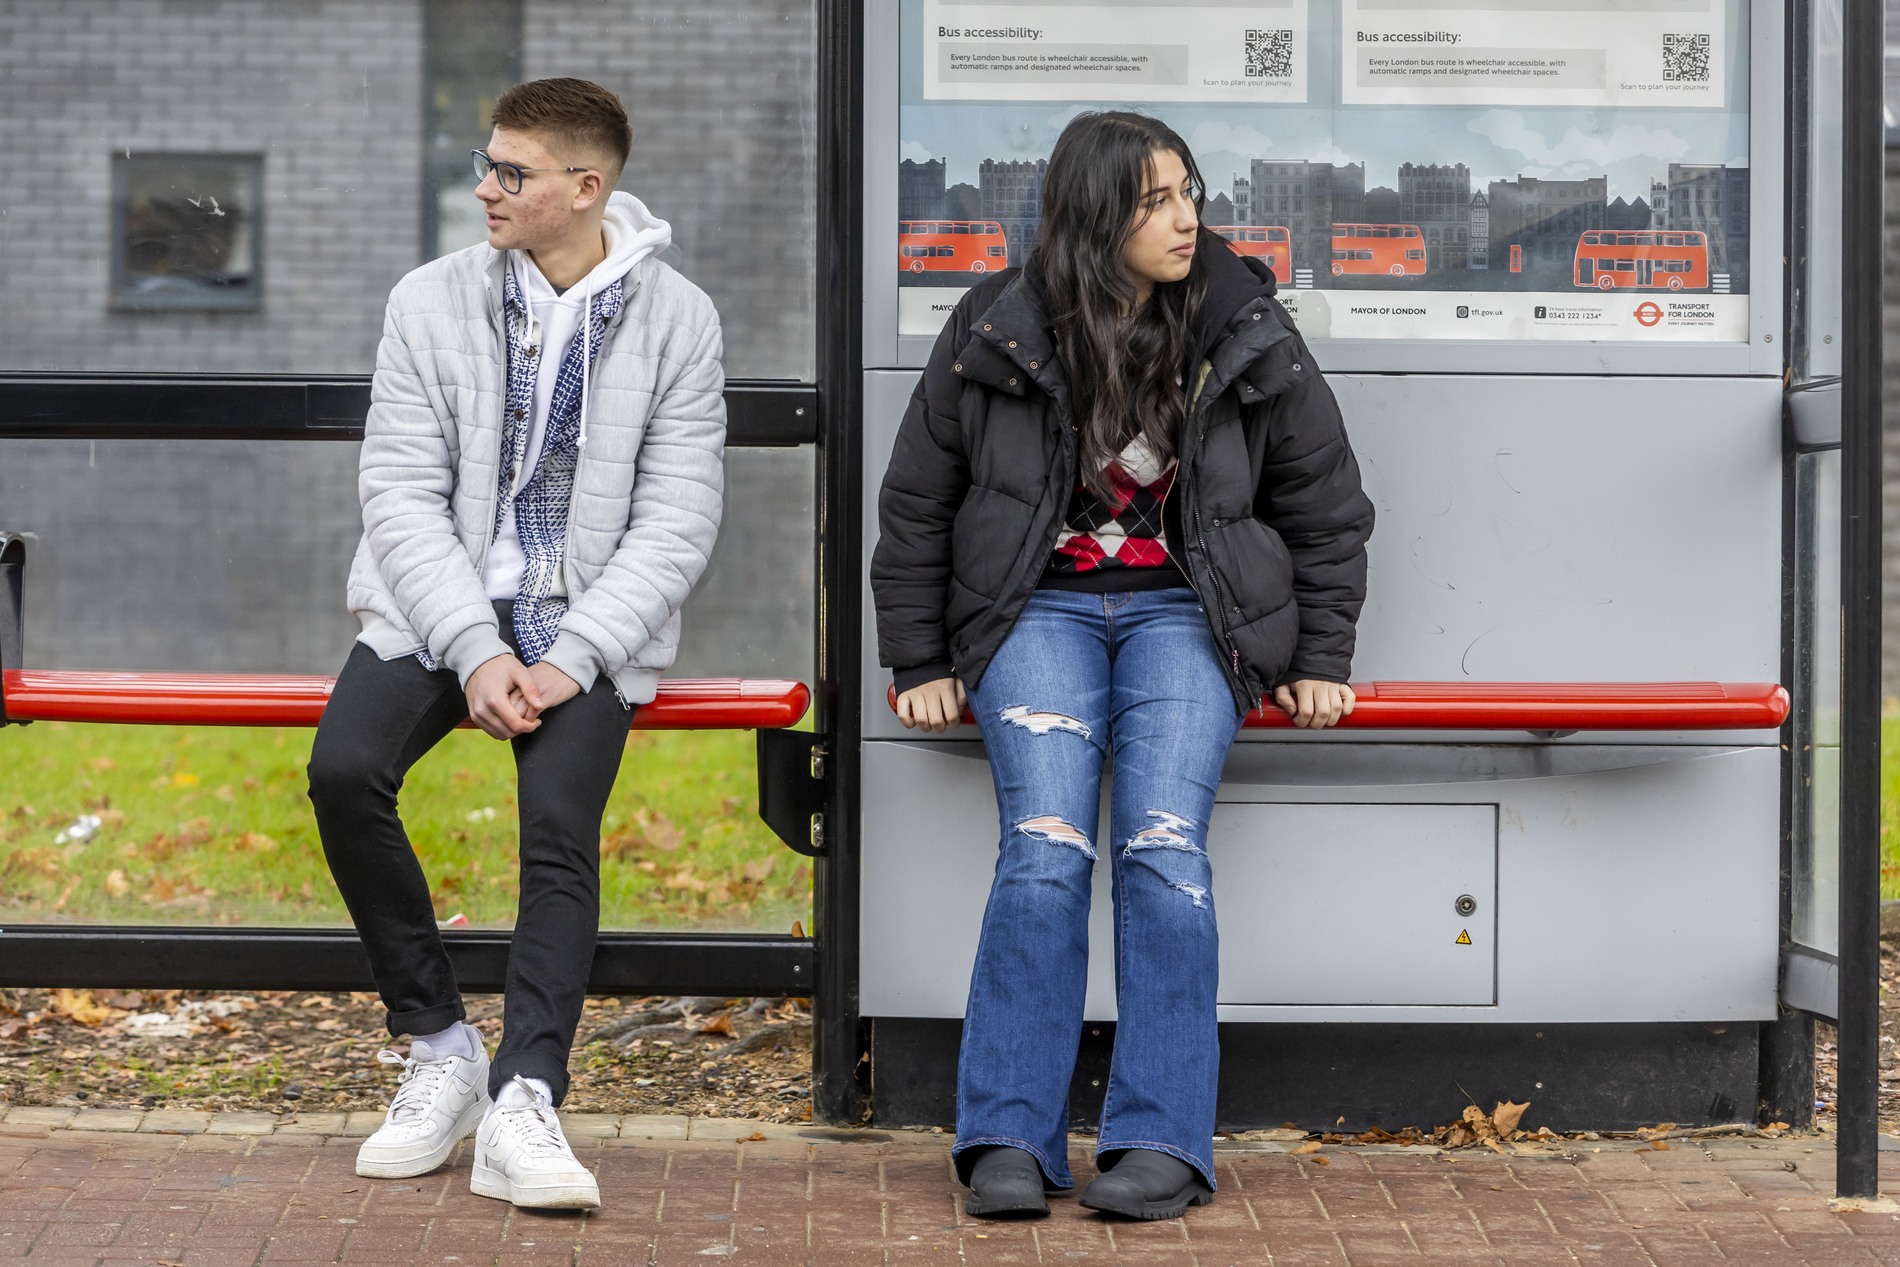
left=1455, top=929, right=1472, bottom=945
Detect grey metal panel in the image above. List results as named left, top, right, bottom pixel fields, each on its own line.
left=1789, top=378, right=1843, bottom=448
left=859, top=739, right=1778, bottom=1022
left=861, top=371, right=1783, bottom=746
left=1781, top=945, right=1839, bottom=1021
left=862, top=0, right=901, bottom=371
left=1746, top=0, right=1786, bottom=376
left=1211, top=803, right=1498, bottom=1006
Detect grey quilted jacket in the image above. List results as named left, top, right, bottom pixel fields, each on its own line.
left=345, top=243, right=726, bottom=705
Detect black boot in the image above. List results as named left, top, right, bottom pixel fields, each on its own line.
left=1080, top=1149, right=1213, bottom=1220
left=964, top=1145, right=1052, bottom=1218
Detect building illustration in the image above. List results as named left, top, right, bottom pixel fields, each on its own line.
left=1398, top=162, right=1471, bottom=272
left=898, top=148, right=1750, bottom=295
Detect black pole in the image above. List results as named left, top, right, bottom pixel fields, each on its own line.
left=1836, top=0, right=1884, bottom=1201
left=811, top=0, right=868, bottom=1125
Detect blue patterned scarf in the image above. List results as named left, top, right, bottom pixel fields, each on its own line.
left=495, top=262, right=625, bottom=666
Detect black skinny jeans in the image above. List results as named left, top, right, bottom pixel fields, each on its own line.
left=306, top=603, right=630, bottom=1104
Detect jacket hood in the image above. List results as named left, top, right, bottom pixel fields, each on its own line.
left=595, top=190, right=673, bottom=283
left=1190, top=230, right=1281, bottom=365
left=511, top=190, right=672, bottom=306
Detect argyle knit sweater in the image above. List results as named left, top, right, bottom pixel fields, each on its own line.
left=1040, top=435, right=1190, bottom=592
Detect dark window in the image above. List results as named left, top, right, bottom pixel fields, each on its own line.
left=111, top=153, right=263, bottom=312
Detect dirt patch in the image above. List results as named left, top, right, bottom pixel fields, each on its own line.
left=0, top=989, right=811, bottom=1121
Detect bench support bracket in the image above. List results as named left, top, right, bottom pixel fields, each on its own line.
left=758, top=728, right=827, bottom=857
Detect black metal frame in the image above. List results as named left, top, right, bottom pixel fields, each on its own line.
left=0, top=927, right=812, bottom=997
left=1835, top=0, right=1884, bottom=1202
left=810, top=0, right=867, bottom=1126
left=0, top=376, right=817, bottom=447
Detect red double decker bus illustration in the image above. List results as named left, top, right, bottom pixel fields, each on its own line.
left=1573, top=230, right=1710, bottom=291
left=1330, top=224, right=1426, bottom=277
left=898, top=220, right=1008, bottom=274
left=1209, top=225, right=1292, bottom=283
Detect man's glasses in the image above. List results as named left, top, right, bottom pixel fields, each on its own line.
left=472, top=149, right=591, bottom=195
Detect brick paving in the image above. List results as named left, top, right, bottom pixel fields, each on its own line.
left=0, top=1108, right=1897, bottom=1265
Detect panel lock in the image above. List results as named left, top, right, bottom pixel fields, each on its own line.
left=1455, top=894, right=1478, bottom=916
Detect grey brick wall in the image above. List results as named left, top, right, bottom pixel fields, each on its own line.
left=0, top=0, right=424, bottom=373
left=521, top=0, right=817, bottom=380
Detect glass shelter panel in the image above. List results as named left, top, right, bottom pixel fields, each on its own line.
left=0, top=0, right=816, bottom=379
left=0, top=440, right=815, bottom=934
left=894, top=0, right=1753, bottom=349
left=1792, top=0, right=1843, bottom=381
left=1793, top=449, right=1842, bottom=956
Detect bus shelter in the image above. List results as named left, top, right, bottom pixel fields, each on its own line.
left=0, top=0, right=1885, bottom=1199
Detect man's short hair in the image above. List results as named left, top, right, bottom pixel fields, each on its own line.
left=491, top=78, right=633, bottom=182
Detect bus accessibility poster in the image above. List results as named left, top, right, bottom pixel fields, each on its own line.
left=897, top=0, right=1750, bottom=345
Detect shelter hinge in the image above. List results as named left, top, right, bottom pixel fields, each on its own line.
left=756, top=729, right=828, bottom=857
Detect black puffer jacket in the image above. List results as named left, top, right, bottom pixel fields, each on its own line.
left=872, top=235, right=1374, bottom=715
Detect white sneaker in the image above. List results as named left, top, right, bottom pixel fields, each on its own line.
left=470, top=1075, right=602, bottom=1210
left=354, top=1027, right=491, bottom=1179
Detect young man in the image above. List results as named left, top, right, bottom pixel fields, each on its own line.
left=306, top=78, right=725, bottom=1211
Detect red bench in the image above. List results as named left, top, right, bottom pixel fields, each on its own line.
left=1, top=670, right=810, bottom=731
left=888, top=680, right=1789, bottom=731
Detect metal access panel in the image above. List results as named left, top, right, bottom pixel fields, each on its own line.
left=1209, top=803, right=1497, bottom=1007
left=860, top=739, right=1778, bottom=1023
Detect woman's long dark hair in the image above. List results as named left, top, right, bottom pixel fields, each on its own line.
left=1030, top=111, right=1209, bottom=497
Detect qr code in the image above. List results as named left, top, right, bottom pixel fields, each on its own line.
left=1662, top=32, right=1711, bottom=82
left=1244, top=29, right=1294, bottom=79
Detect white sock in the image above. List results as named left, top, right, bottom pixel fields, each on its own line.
left=410, top=1021, right=478, bottom=1063
left=494, top=1075, right=554, bottom=1110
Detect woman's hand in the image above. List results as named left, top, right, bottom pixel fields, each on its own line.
left=1272, top=679, right=1355, bottom=729
left=895, top=677, right=967, bottom=732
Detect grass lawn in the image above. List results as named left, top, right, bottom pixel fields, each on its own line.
left=0, top=721, right=809, bottom=931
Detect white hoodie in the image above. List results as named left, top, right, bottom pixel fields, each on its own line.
left=483, top=191, right=673, bottom=601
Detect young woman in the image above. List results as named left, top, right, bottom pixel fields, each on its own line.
left=871, top=112, right=1374, bottom=1221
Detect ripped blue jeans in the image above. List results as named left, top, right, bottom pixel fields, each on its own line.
left=954, top=587, right=1244, bottom=1192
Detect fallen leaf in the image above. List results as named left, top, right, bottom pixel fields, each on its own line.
left=1292, top=1141, right=1322, bottom=1155
left=4, top=848, right=61, bottom=879
left=49, top=988, right=119, bottom=1026
left=664, top=866, right=708, bottom=893
left=0, top=1018, right=31, bottom=1041
left=1651, top=1140, right=1670, bottom=1151
left=739, top=1130, right=767, bottom=1142
left=104, top=869, right=131, bottom=898
left=699, top=1014, right=736, bottom=1037
left=214, top=784, right=236, bottom=803
left=743, top=857, right=777, bottom=883
left=236, top=832, right=278, bottom=853
left=790, top=920, right=806, bottom=938
left=1309, top=1155, right=1330, bottom=1166
left=1492, top=1100, right=1530, bottom=1137
left=1335, top=1115, right=1346, bottom=1126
